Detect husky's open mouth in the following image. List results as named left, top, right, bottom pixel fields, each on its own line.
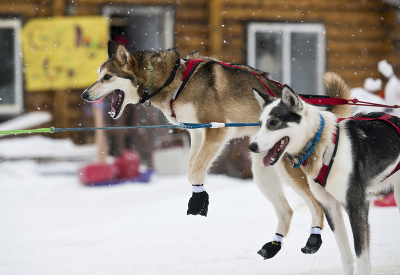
left=263, top=137, right=290, bottom=167
left=108, top=90, right=125, bottom=119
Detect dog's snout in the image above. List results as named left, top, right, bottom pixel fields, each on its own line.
left=248, top=142, right=259, bottom=153
left=81, top=91, right=90, bottom=100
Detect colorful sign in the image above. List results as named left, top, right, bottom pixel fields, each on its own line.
left=22, top=16, right=109, bottom=91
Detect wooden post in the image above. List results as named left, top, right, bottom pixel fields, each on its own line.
left=54, top=89, right=69, bottom=138
left=52, top=0, right=69, bottom=138
left=92, top=101, right=108, bottom=163
left=209, top=0, right=223, bottom=59
left=53, top=0, right=66, bottom=16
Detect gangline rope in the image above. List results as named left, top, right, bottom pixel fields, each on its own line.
left=0, top=122, right=261, bottom=136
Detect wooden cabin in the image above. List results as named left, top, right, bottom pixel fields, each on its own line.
left=0, top=0, right=399, bottom=176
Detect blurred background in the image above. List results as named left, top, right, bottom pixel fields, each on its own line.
left=0, top=0, right=399, bottom=178
left=1, top=2, right=400, bottom=274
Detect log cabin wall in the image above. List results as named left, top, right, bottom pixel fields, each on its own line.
left=67, top=0, right=400, bottom=86
left=70, top=0, right=400, bottom=86
left=0, top=0, right=399, bottom=176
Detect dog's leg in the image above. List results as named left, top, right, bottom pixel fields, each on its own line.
left=346, top=197, right=371, bottom=274
left=189, top=128, right=229, bottom=185
left=187, top=128, right=229, bottom=216
left=252, top=153, right=293, bottom=259
left=187, top=129, right=203, bottom=177
left=279, top=161, right=324, bottom=254
left=310, top=183, right=354, bottom=275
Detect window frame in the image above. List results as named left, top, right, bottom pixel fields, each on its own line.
left=103, top=5, right=174, bottom=51
left=247, top=22, right=326, bottom=95
left=0, top=19, right=23, bottom=116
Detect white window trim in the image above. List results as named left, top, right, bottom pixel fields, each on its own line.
left=0, top=19, right=23, bottom=115
left=103, top=5, right=174, bottom=50
left=247, top=22, right=326, bottom=95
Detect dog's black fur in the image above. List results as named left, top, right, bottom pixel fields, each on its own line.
left=345, top=112, right=400, bottom=256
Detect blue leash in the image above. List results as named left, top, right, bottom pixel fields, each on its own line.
left=52, top=122, right=261, bottom=132
left=178, top=122, right=260, bottom=129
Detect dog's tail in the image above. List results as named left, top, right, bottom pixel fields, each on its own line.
left=323, top=72, right=352, bottom=118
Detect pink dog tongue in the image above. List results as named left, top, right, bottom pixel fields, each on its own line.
left=111, top=92, right=120, bottom=112
left=263, top=141, right=279, bottom=167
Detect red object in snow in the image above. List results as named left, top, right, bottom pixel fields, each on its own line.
left=78, top=150, right=142, bottom=185
left=114, top=150, right=141, bottom=179
left=374, top=193, right=397, bottom=207
left=78, top=162, right=118, bottom=185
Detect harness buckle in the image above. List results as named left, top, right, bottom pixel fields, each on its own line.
left=141, top=100, right=151, bottom=107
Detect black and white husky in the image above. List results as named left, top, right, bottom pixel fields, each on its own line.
left=249, top=85, right=400, bottom=274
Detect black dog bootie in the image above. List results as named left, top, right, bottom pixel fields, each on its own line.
left=187, top=191, right=209, bottom=217
left=258, top=241, right=282, bottom=259
left=301, top=233, right=322, bottom=254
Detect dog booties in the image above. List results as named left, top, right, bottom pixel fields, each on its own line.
left=301, top=234, right=322, bottom=254
left=187, top=191, right=209, bottom=217
left=258, top=241, right=282, bottom=259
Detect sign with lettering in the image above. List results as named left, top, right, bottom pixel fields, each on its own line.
left=22, top=17, right=108, bottom=91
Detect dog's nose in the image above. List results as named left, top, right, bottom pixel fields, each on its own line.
left=248, top=142, right=259, bottom=153
left=81, top=91, right=90, bottom=100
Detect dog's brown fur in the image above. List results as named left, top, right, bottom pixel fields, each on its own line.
left=82, top=42, right=352, bottom=255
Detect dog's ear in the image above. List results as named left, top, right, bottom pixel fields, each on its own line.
left=253, top=88, right=271, bottom=108
left=282, top=85, right=303, bottom=111
left=108, top=40, right=117, bottom=59
left=116, top=43, right=130, bottom=65
left=115, top=43, right=138, bottom=72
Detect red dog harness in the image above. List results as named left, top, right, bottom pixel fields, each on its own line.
left=314, top=125, right=340, bottom=187
left=170, top=59, right=203, bottom=118
left=170, top=59, right=282, bottom=118
left=314, top=114, right=400, bottom=187
left=167, top=60, right=399, bottom=119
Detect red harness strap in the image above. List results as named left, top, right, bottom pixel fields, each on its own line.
left=299, top=97, right=399, bottom=109
left=169, top=60, right=281, bottom=118
left=182, top=59, right=203, bottom=80
left=315, top=114, right=400, bottom=187
left=338, top=114, right=399, bottom=132
left=169, top=59, right=400, bottom=118
left=314, top=125, right=339, bottom=187
left=342, top=114, right=400, bottom=181
left=170, top=59, right=204, bottom=117
left=215, top=61, right=281, bottom=97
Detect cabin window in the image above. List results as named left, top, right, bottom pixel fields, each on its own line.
left=247, top=23, right=326, bottom=95
left=103, top=5, right=174, bottom=51
left=0, top=19, right=23, bottom=116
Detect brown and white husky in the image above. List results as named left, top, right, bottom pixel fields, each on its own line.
left=82, top=41, right=352, bottom=259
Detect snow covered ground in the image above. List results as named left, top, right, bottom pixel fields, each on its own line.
left=0, top=139, right=399, bottom=274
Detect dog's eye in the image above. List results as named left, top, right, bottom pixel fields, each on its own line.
left=103, top=74, right=112, bottom=81
left=268, top=119, right=279, bottom=127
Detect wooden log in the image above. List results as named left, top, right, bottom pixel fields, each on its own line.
left=209, top=0, right=223, bottom=58
left=92, top=101, right=108, bottom=163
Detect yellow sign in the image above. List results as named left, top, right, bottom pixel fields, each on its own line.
left=22, top=16, right=109, bottom=91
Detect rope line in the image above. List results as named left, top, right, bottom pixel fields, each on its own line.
left=0, top=128, right=56, bottom=135
left=1, top=97, right=399, bottom=136
left=0, top=122, right=262, bottom=136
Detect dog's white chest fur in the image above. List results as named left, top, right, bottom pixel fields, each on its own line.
left=323, top=129, right=353, bottom=205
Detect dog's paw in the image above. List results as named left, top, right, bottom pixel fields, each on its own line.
left=187, top=191, right=209, bottom=217
left=301, top=234, right=322, bottom=254
left=257, top=241, right=281, bottom=259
